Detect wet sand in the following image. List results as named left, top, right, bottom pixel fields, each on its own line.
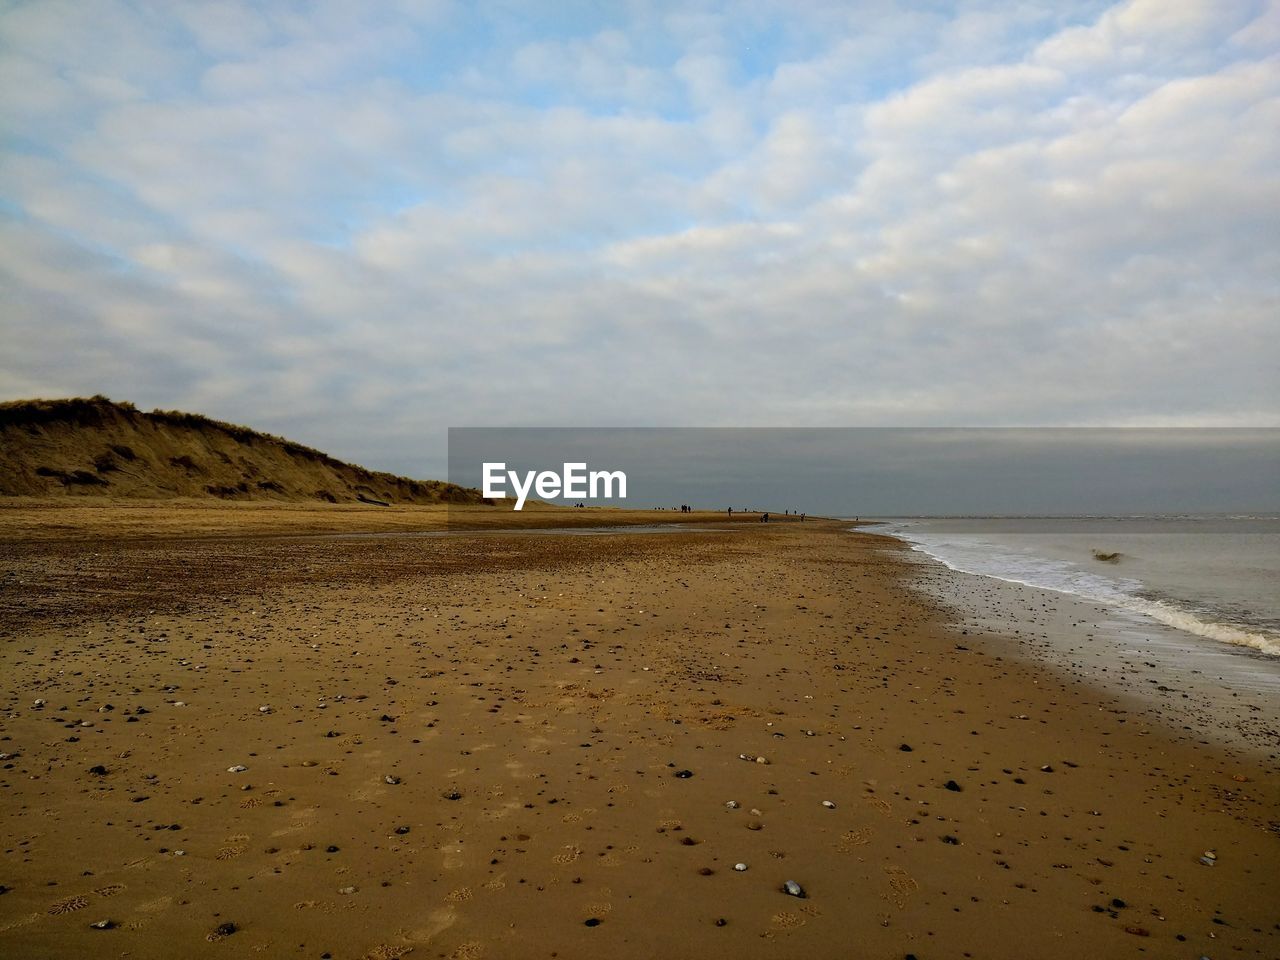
left=900, top=554, right=1280, bottom=758
left=1, top=512, right=1277, bottom=958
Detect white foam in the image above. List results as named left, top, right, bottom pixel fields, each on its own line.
left=886, top=526, right=1280, bottom=658
left=1117, top=595, right=1280, bottom=657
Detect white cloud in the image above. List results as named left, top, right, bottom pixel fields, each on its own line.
left=1, top=0, right=1277, bottom=473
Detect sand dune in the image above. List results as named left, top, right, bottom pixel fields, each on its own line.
left=0, top=397, right=481, bottom=505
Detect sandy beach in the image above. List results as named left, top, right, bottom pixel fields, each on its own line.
left=1, top=506, right=1277, bottom=959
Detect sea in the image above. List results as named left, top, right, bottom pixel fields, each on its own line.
left=875, top=516, right=1280, bottom=658
left=867, top=515, right=1280, bottom=752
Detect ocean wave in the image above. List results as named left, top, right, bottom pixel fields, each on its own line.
left=888, top=529, right=1280, bottom=658
left=1117, top=596, right=1280, bottom=657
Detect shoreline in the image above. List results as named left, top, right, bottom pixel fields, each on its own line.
left=1, top=512, right=1277, bottom=958
left=870, top=526, right=1280, bottom=760
left=902, top=554, right=1280, bottom=761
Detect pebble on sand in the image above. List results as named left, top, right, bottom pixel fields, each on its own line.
left=782, top=880, right=806, bottom=898
left=227, top=765, right=248, bottom=773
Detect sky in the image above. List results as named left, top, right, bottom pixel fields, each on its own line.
left=2, top=0, right=1278, bottom=479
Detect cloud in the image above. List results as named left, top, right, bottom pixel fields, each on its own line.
left=1, top=0, right=1277, bottom=476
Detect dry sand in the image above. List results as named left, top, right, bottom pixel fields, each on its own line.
left=0, top=499, right=735, bottom=541
left=0, top=508, right=1277, bottom=959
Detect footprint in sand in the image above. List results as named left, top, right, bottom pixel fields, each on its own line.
left=884, top=865, right=919, bottom=908
left=273, top=808, right=317, bottom=837
left=225, top=833, right=250, bottom=842
left=481, top=804, right=516, bottom=822
left=441, top=843, right=465, bottom=869
left=585, top=902, right=612, bottom=915
left=772, top=910, right=806, bottom=928
left=552, top=844, right=581, bottom=864
left=363, top=946, right=414, bottom=960
left=482, top=874, right=506, bottom=891
left=216, top=846, right=246, bottom=860
left=450, top=942, right=484, bottom=960
left=560, top=812, right=581, bottom=823
left=445, top=887, right=473, bottom=903
left=0, top=913, right=41, bottom=933
left=240, top=796, right=264, bottom=808
left=48, top=895, right=89, bottom=915
left=838, top=827, right=873, bottom=851
left=93, top=883, right=125, bottom=897
left=407, top=906, right=457, bottom=942
left=862, top=795, right=893, bottom=817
